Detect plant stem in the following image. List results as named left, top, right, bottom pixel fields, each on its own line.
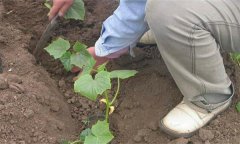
left=104, top=91, right=110, bottom=122
left=70, top=140, right=82, bottom=144
left=110, top=78, right=120, bottom=105
left=92, top=69, right=98, bottom=72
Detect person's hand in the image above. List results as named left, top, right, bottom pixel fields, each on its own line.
left=48, top=0, right=74, bottom=20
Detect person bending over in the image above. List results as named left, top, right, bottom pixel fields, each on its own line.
left=48, top=0, right=239, bottom=138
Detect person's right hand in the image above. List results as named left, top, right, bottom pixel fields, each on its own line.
left=48, top=0, right=74, bottom=20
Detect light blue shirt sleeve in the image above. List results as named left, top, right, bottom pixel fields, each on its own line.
left=95, top=0, right=148, bottom=57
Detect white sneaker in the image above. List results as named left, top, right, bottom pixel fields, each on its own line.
left=160, top=100, right=231, bottom=138
left=139, top=30, right=156, bottom=45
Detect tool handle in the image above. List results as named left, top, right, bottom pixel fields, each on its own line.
left=51, top=15, right=59, bottom=25
left=33, top=15, right=59, bottom=58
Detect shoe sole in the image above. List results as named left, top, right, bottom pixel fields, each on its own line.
left=159, top=100, right=232, bottom=138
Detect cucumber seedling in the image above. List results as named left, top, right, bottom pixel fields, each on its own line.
left=44, top=1, right=137, bottom=143
left=45, top=38, right=138, bottom=144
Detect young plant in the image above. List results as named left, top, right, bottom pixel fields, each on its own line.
left=230, top=53, right=240, bottom=67
left=45, top=38, right=138, bottom=144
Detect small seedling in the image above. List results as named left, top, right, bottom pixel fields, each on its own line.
left=45, top=38, right=138, bottom=144
left=230, top=53, right=240, bottom=67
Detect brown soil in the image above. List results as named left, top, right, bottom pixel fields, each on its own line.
left=1, top=0, right=240, bottom=144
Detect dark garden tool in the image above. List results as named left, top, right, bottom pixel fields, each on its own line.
left=33, top=15, right=59, bottom=58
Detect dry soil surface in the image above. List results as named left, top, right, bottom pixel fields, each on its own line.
left=1, top=0, right=240, bottom=144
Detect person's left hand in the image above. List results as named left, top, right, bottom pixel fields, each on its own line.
left=48, top=0, right=74, bottom=20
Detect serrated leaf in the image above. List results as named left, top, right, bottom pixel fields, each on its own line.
left=74, top=71, right=111, bottom=101
left=97, top=62, right=108, bottom=72
left=84, top=120, right=114, bottom=144
left=80, top=128, right=92, bottom=142
left=44, top=38, right=70, bottom=59
left=236, top=102, right=240, bottom=112
left=60, top=51, right=72, bottom=71
left=65, top=0, right=85, bottom=20
left=110, top=70, right=138, bottom=79
left=73, top=41, right=88, bottom=52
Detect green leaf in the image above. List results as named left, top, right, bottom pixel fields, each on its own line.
left=81, top=65, right=93, bottom=75
left=43, top=0, right=85, bottom=20
left=84, top=120, right=114, bottom=144
left=80, top=128, right=92, bottom=142
left=73, top=41, right=88, bottom=52
left=44, top=38, right=70, bottom=59
left=236, top=102, right=240, bottom=112
left=60, top=51, right=72, bottom=71
left=110, top=70, right=138, bottom=79
left=231, top=52, right=240, bottom=62
left=97, top=62, right=108, bottom=72
left=44, top=1, right=51, bottom=9
left=74, top=71, right=111, bottom=101
left=84, top=135, right=98, bottom=144
left=70, top=42, right=96, bottom=72
left=65, top=0, right=85, bottom=20
left=70, top=53, right=95, bottom=72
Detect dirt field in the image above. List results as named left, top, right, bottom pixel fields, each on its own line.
left=1, top=0, right=240, bottom=144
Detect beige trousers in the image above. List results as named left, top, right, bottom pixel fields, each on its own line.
left=145, top=0, right=240, bottom=110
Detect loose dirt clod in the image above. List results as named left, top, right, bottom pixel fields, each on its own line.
left=167, top=138, right=189, bottom=144
left=133, top=128, right=152, bottom=143
left=24, top=109, right=34, bottom=119
left=0, top=35, right=5, bottom=43
left=9, top=141, right=17, bottom=144
left=6, top=74, right=22, bottom=84
left=204, top=140, right=211, bottom=144
left=0, top=104, right=4, bottom=110
left=233, top=136, right=240, bottom=144
left=50, top=103, right=60, bottom=112
left=133, top=134, right=142, bottom=143
left=0, top=57, right=2, bottom=73
left=0, top=75, right=8, bottom=90
left=199, top=128, right=215, bottom=141
left=148, top=121, right=159, bottom=131
left=19, top=141, right=26, bottom=144
left=58, top=79, right=66, bottom=89
left=9, top=83, right=25, bottom=93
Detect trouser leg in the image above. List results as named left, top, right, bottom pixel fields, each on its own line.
left=145, top=0, right=240, bottom=110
